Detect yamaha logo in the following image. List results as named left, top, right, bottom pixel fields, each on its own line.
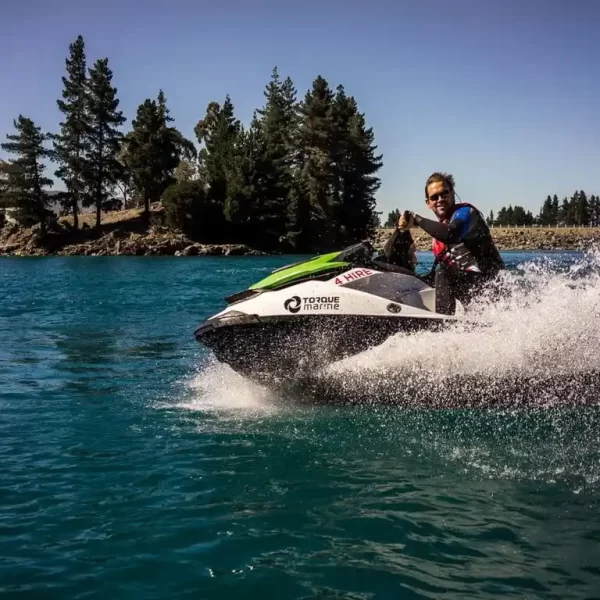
left=284, top=296, right=302, bottom=313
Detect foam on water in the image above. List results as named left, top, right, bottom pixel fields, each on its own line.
left=338, top=249, right=599, bottom=375
left=179, top=356, right=279, bottom=415
left=302, top=248, right=600, bottom=407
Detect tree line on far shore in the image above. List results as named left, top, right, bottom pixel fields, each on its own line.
left=0, top=36, right=382, bottom=251
left=384, top=190, right=600, bottom=228
left=489, top=191, right=600, bottom=227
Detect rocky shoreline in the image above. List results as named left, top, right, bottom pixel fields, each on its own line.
left=1, top=218, right=599, bottom=258
left=372, top=227, right=600, bottom=253
left=0, top=223, right=269, bottom=257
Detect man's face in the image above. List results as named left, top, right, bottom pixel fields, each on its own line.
left=426, top=180, right=455, bottom=220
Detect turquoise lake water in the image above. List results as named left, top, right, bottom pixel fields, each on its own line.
left=1, top=251, right=600, bottom=599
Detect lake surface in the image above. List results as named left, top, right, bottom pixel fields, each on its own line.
left=1, top=251, right=600, bottom=599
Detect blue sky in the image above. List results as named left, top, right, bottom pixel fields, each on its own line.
left=1, top=0, right=598, bottom=218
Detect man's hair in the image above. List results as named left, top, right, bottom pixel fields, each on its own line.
left=424, top=172, right=455, bottom=199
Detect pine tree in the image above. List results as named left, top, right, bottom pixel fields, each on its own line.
left=156, top=89, right=196, bottom=164
left=279, top=74, right=311, bottom=248
left=295, top=76, right=336, bottom=249
left=291, top=77, right=382, bottom=250
left=539, top=195, right=552, bottom=225
left=339, top=97, right=382, bottom=242
left=551, top=194, right=559, bottom=225
left=329, top=86, right=354, bottom=241
left=496, top=207, right=507, bottom=226
left=1, top=116, right=54, bottom=233
left=123, top=91, right=195, bottom=220
left=286, top=171, right=312, bottom=251
left=590, top=195, right=600, bottom=227
left=559, top=197, right=571, bottom=225
left=194, top=96, right=242, bottom=238
left=251, top=68, right=299, bottom=246
left=487, top=209, right=494, bottom=226
left=575, top=190, right=589, bottom=226
left=82, top=58, right=126, bottom=228
left=506, top=205, right=514, bottom=225
left=53, top=35, right=88, bottom=230
left=385, top=209, right=400, bottom=227
left=122, top=99, right=161, bottom=215
left=217, top=122, right=253, bottom=233
left=524, top=209, right=534, bottom=226
left=513, top=205, right=526, bottom=226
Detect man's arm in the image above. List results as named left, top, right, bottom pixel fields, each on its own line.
left=414, top=207, right=471, bottom=243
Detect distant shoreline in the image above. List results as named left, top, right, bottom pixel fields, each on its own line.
left=373, top=227, right=600, bottom=253
left=1, top=228, right=598, bottom=257
left=1, top=205, right=599, bottom=257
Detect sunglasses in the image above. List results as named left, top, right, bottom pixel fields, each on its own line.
left=428, top=189, right=451, bottom=202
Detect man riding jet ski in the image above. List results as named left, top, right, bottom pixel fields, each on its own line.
left=400, top=171, right=505, bottom=314
left=194, top=230, right=466, bottom=385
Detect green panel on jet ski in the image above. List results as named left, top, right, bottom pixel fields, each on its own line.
left=249, top=252, right=349, bottom=290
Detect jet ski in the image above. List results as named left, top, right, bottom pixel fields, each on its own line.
left=195, top=240, right=460, bottom=384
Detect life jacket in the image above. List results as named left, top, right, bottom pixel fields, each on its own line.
left=432, top=202, right=484, bottom=273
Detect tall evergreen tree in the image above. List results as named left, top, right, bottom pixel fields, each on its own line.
left=590, top=195, right=600, bottom=227
left=123, top=91, right=195, bottom=220
left=496, top=207, right=507, bottom=226
left=338, top=93, right=382, bottom=242
left=194, top=96, right=242, bottom=238
left=1, top=116, right=54, bottom=233
left=295, top=76, right=336, bottom=248
left=551, top=194, right=559, bottom=225
left=385, top=208, right=401, bottom=227
left=288, top=77, right=383, bottom=250
left=329, top=86, right=354, bottom=237
left=559, top=197, right=571, bottom=225
left=251, top=68, right=299, bottom=246
left=506, top=205, right=514, bottom=225
left=286, top=171, right=312, bottom=250
left=539, top=195, right=553, bottom=225
left=82, top=58, right=126, bottom=228
left=575, top=190, right=589, bottom=226
left=53, top=35, right=88, bottom=230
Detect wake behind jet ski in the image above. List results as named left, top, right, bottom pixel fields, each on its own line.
left=194, top=237, right=465, bottom=385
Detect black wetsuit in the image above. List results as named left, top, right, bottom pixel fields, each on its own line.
left=414, top=203, right=505, bottom=314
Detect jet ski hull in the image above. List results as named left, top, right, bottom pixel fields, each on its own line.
left=195, top=312, right=446, bottom=384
